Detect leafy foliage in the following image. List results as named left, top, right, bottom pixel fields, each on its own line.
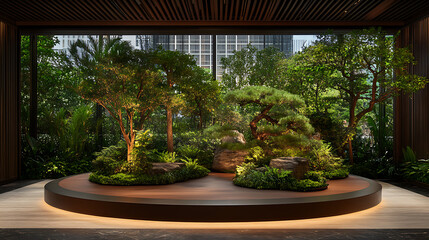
left=221, top=45, right=285, bottom=90
left=289, top=28, right=429, bottom=163
left=89, top=165, right=210, bottom=186
left=233, top=166, right=328, bottom=192
left=225, top=86, right=312, bottom=141
left=401, top=147, right=429, bottom=184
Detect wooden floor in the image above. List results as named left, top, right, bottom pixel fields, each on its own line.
left=0, top=179, right=428, bottom=229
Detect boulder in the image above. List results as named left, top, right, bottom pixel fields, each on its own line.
left=269, top=157, right=309, bottom=179
left=150, top=162, right=185, bottom=175
left=221, top=130, right=246, bottom=144
left=212, top=148, right=249, bottom=172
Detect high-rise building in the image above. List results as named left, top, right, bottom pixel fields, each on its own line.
left=54, top=34, right=309, bottom=79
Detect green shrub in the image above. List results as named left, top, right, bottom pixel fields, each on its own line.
left=323, top=168, right=349, bottom=179
left=233, top=166, right=328, bottom=192
left=89, top=165, right=210, bottom=185
left=401, top=147, right=429, bottom=184
left=244, top=146, right=270, bottom=166
left=307, top=141, right=343, bottom=171
left=157, top=151, right=180, bottom=163
left=402, top=160, right=429, bottom=184
left=92, top=141, right=127, bottom=175
left=236, top=162, right=257, bottom=176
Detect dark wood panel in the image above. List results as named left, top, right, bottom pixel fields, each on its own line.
left=0, top=21, right=20, bottom=184
left=395, top=16, right=429, bottom=162
left=0, top=0, right=428, bottom=28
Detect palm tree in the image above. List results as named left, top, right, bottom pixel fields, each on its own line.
left=69, top=35, right=124, bottom=149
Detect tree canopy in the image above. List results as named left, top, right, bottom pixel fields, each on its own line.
left=225, top=86, right=313, bottom=141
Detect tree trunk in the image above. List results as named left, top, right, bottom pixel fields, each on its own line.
left=348, top=138, right=353, bottom=164
left=126, top=141, right=135, bottom=163
left=197, top=102, right=203, bottom=130
left=95, top=104, right=103, bottom=149
left=347, top=98, right=357, bottom=164
left=166, top=105, right=174, bottom=152
left=166, top=71, right=174, bottom=152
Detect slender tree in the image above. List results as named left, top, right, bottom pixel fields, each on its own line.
left=151, top=48, right=196, bottom=152
left=74, top=42, right=163, bottom=162
left=69, top=36, right=124, bottom=148
left=297, top=28, right=429, bottom=163
left=180, top=67, right=221, bottom=129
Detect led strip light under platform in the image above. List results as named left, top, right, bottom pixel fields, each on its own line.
left=45, top=173, right=382, bottom=222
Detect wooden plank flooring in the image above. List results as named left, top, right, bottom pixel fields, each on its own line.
left=0, top=180, right=428, bottom=229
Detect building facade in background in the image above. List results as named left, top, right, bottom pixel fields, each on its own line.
left=54, top=35, right=315, bottom=79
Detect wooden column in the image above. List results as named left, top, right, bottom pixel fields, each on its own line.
left=394, top=16, right=429, bottom=162
left=29, top=34, right=37, bottom=139
left=0, top=21, right=20, bottom=184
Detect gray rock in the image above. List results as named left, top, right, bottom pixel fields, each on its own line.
left=212, top=148, right=249, bottom=172
left=269, top=157, right=309, bottom=179
left=255, top=167, right=267, bottom=172
left=221, top=130, right=246, bottom=145
left=150, top=162, right=185, bottom=175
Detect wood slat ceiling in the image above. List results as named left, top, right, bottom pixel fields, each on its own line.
left=0, top=0, right=428, bottom=27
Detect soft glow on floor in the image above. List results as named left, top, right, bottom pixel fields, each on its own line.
left=0, top=180, right=427, bottom=229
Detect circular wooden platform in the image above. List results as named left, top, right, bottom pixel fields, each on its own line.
left=45, top=173, right=382, bottom=222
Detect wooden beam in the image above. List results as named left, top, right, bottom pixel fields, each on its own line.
left=15, top=20, right=406, bottom=27
left=365, top=0, right=397, bottom=20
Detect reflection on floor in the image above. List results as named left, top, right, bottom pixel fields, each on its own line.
left=0, top=179, right=428, bottom=229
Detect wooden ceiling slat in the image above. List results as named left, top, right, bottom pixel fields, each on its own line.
left=210, top=0, right=217, bottom=21
left=219, top=0, right=224, bottom=21
left=78, top=0, right=105, bottom=20
left=1, top=0, right=424, bottom=28
left=324, top=0, right=351, bottom=20
left=84, top=0, right=110, bottom=21
left=39, top=1, right=73, bottom=21
left=100, top=0, right=123, bottom=20
left=69, top=0, right=101, bottom=20
left=116, top=1, right=137, bottom=20
left=300, top=1, right=320, bottom=21
left=141, top=1, right=161, bottom=21
left=257, top=1, right=269, bottom=21
left=193, top=0, right=201, bottom=21
left=183, top=0, right=195, bottom=21
left=305, top=0, right=326, bottom=21
left=379, top=2, right=419, bottom=21
left=284, top=1, right=299, bottom=20
left=248, top=0, right=259, bottom=21
left=2, top=2, right=30, bottom=21
left=102, top=0, right=126, bottom=21
left=88, top=0, right=115, bottom=21
left=174, top=0, right=188, bottom=21
left=234, top=0, right=241, bottom=20
left=157, top=0, right=172, bottom=21
left=129, top=0, right=148, bottom=20
left=313, top=1, right=336, bottom=21
left=122, top=0, right=141, bottom=20
left=273, top=0, right=287, bottom=20
left=22, top=0, right=56, bottom=21
left=199, top=0, right=207, bottom=21
left=169, top=0, right=183, bottom=21
left=243, top=0, right=252, bottom=21
left=333, top=1, right=359, bottom=20
left=264, top=0, right=278, bottom=21
left=293, top=0, right=310, bottom=21
left=348, top=0, right=382, bottom=21
left=277, top=1, right=294, bottom=21
left=228, top=0, right=234, bottom=21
